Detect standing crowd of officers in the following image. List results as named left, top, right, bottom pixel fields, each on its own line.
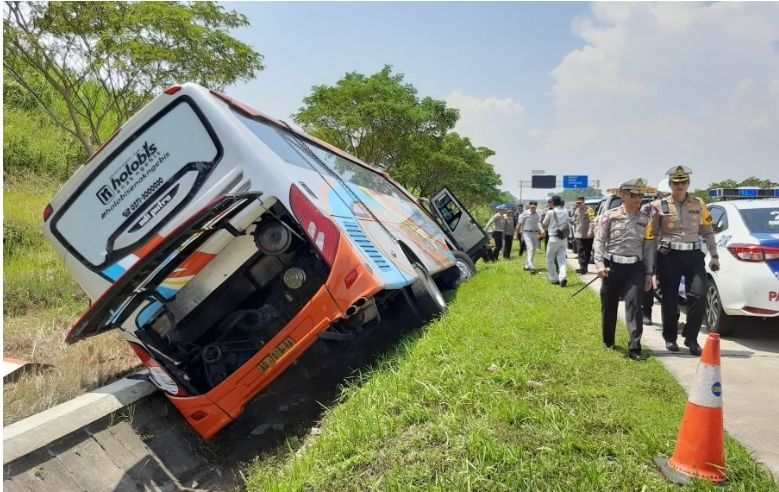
left=484, top=165, right=718, bottom=362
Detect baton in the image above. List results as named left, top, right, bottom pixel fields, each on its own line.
left=570, top=268, right=609, bottom=298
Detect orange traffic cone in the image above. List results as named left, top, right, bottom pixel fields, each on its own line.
left=654, top=333, right=727, bottom=484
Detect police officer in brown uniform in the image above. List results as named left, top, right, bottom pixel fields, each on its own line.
left=485, top=206, right=506, bottom=260
left=647, top=165, right=719, bottom=356
left=593, top=178, right=654, bottom=361
left=572, top=196, right=596, bottom=273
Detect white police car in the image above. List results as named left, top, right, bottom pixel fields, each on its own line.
left=703, top=189, right=779, bottom=335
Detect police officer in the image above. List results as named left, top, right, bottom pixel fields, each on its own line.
left=593, top=178, right=654, bottom=361
left=485, top=206, right=506, bottom=260
left=515, top=204, right=527, bottom=256
left=502, top=206, right=515, bottom=259
left=572, top=196, right=596, bottom=273
left=516, top=201, right=540, bottom=273
left=647, top=165, right=719, bottom=356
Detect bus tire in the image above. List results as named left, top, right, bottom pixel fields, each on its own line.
left=452, top=250, right=476, bottom=282
left=408, top=262, right=447, bottom=323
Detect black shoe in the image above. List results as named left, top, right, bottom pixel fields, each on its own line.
left=643, top=316, right=652, bottom=326
left=523, top=266, right=530, bottom=271
left=628, top=350, right=646, bottom=361
left=665, top=341, right=679, bottom=352
left=560, top=278, right=567, bottom=287
left=551, top=280, right=560, bottom=285
left=530, top=268, right=537, bottom=275
left=602, top=343, right=615, bottom=349
left=685, top=339, right=702, bottom=356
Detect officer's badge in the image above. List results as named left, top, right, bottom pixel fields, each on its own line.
left=613, top=230, right=622, bottom=237
left=635, top=178, right=644, bottom=188
left=673, top=166, right=686, bottom=177
left=668, top=222, right=675, bottom=229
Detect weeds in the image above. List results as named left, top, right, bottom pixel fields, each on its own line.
left=3, top=177, right=139, bottom=424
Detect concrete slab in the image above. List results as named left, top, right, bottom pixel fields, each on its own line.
left=3, top=375, right=157, bottom=465
left=565, top=255, right=779, bottom=482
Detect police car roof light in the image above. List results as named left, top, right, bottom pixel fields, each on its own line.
left=707, top=188, right=779, bottom=200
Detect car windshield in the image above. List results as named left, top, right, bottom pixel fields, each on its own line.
left=738, top=206, right=779, bottom=233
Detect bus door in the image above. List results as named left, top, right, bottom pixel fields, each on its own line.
left=429, top=188, right=489, bottom=258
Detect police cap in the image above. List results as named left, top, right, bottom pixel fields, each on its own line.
left=620, top=177, right=647, bottom=196
left=576, top=196, right=585, bottom=203
left=666, top=165, right=692, bottom=183
left=528, top=200, right=538, bottom=206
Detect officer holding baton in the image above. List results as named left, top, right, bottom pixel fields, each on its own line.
left=593, top=178, right=654, bottom=361
left=646, top=165, right=719, bottom=356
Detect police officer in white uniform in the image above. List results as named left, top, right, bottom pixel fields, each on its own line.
left=516, top=201, right=540, bottom=273
left=647, top=165, right=719, bottom=356
left=593, top=178, right=654, bottom=361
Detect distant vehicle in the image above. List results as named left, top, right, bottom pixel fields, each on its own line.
left=702, top=189, right=779, bottom=335
left=41, top=82, right=462, bottom=440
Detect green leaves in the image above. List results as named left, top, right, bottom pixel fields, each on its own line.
left=3, top=1, right=264, bottom=155
left=293, top=65, right=503, bottom=206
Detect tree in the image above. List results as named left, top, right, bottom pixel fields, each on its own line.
left=392, top=133, right=502, bottom=208
left=293, top=66, right=504, bottom=207
left=559, top=187, right=602, bottom=203
left=3, top=1, right=264, bottom=155
left=293, top=65, right=459, bottom=172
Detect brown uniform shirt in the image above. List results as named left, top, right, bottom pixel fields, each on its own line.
left=572, top=206, right=595, bottom=239
left=593, top=205, right=654, bottom=274
left=646, top=194, right=717, bottom=258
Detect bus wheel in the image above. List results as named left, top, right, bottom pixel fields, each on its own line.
left=407, top=262, right=448, bottom=324
left=452, top=251, right=476, bottom=282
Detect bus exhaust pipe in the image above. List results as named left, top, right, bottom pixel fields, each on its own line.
left=345, top=297, right=370, bottom=317
left=344, top=297, right=378, bottom=324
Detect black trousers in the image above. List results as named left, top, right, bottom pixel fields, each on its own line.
left=575, top=237, right=594, bottom=268
left=656, top=249, right=707, bottom=342
left=600, top=261, right=644, bottom=350
left=643, top=286, right=654, bottom=319
left=491, top=231, right=503, bottom=259
left=503, top=235, right=513, bottom=258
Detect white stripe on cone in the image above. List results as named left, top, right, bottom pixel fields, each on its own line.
left=688, top=363, right=723, bottom=408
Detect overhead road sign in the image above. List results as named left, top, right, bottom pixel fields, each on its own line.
left=531, top=175, right=556, bottom=189
left=563, top=175, right=588, bottom=189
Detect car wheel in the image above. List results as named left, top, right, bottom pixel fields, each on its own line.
left=704, top=279, right=734, bottom=336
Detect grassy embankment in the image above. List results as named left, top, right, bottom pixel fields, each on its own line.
left=3, top=177, right=139, bottom=425
left=241, top=258, right=777, bottom=492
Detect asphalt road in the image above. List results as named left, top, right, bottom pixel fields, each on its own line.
left=565, top=255, right=779, bottom=481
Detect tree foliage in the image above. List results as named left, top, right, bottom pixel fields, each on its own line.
left=391, top=133, right=502, bottom=209
left=293, top=66, right=503, bottom=206
left=3, top=1, right=264, bottom=155
left=294, top=66, right=459, bottom=172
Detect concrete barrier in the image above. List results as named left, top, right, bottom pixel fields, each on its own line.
left=3, top=375, right=157, bottom=465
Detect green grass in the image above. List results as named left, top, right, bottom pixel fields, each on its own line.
left=3, top=177, right=89, bottom=317
left=241, top=258, right=777, bottom=492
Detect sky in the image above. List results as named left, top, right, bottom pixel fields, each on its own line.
left=222, top=1, right=779, bottom=201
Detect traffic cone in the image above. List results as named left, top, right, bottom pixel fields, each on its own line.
left=654, top=333, right=727, bottom=484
